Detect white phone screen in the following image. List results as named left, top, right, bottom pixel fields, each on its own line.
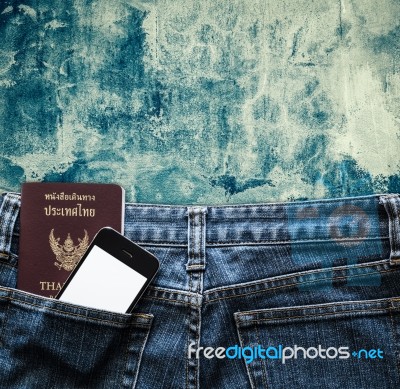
left=58, top=245, right=147, bottom=313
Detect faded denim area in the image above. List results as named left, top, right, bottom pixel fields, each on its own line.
left=0, top=0, right=399, bottom=204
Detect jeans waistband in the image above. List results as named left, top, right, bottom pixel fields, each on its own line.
left=0, top=192, right=397, bottom=249
left=125, top=195, right=391, bottom=246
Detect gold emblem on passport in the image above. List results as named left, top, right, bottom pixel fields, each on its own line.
left=49, top=229, right=89, bottom=271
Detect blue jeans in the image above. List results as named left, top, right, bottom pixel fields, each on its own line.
left=0, top=192, right=400, bottom=388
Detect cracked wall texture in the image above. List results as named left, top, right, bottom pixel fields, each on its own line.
left=0, top=0, right=399, bottom=204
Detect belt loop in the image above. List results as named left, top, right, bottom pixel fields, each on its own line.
left=380, top=194, right=400, bottom=265
left=186, top=206, right=207, bottom=271
left=0, top=192, right=21, bottom=259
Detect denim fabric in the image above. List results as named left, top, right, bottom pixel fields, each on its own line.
left=0, top=192, right=400, bottom=388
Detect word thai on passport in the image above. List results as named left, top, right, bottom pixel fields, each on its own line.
left=18, top=183, right=125, bottom=297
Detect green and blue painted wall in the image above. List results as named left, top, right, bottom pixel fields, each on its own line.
left=0, top=0, right=399, bottom=204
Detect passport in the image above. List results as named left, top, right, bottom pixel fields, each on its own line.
left=17, top=183, right=125, bottom=297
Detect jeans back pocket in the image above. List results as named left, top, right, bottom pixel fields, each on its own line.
left=0, top=287, right=153, bottom=388
left=235, top=298, right=400, bottom=389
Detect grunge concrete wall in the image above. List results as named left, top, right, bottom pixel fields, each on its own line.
left=0, top=0, right=399, bottom=204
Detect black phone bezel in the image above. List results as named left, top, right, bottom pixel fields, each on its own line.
left=56, top=227, right=159, bottom=313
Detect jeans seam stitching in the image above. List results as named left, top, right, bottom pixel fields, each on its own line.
left=255, top=323, right=268, bottom=388
left=0, top=294, right=11, bottom=347
left=236, top=306, right=400, bottom=323
left=147, top=286, right=197, bottom=297
left=0, top=296, right=152, bottom=326
left=388, top=301, right=400, bottom=385
left=0, top=259, right=16, bottom=269
left=236, top=298, right=400, bottom=315
left=206, top=236, right=387, bottom=246
left=0, top=194, right=20, bottom=255
left=205, top=268, right=396, bottom=304
left=205, top=261, right=389, bottom=296
left=195, top=294, right=200, bottom=389
left=122, top=327, right=133, bottom=388
left=236, top=320, right=256, bottom=389
left=131, top=323, right=152, bottom=389
left=186, top=271, right=192, bottom=389
left=122, top=194, right=383, bottom=210
left=143, top=295, right=193, bottom=306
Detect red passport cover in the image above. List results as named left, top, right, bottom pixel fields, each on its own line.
left=18, top=182, right=125, bottom=297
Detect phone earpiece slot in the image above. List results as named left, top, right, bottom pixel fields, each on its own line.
left=122, top=249, right=133, bottom=258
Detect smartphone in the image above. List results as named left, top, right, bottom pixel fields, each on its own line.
left=56, top=227, right=159, bottom=314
